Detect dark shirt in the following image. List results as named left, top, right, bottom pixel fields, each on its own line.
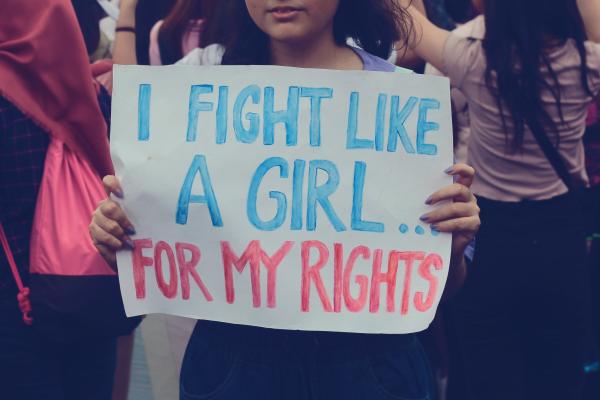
left=0, top=97, right=49, bottom=295
left=0, top=87, right=111, bottom=296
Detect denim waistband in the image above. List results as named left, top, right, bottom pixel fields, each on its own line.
left=197, top=320, right=417, bottom=364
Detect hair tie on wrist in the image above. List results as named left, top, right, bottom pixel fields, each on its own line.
left=115, top=26, right=136, bottom=33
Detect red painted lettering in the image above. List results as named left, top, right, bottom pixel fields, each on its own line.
left=260, top=241, right=294, bottom=308
left=343, top=246, right=370, bottom=312
left=221, top=241, right=261, bottom=307
left=414, top=253, right=444, bottom=312
left=333, top=243, right=343, bottom=312
left=154, top=241, right=178, bottom=299
left=301, top=241, right=333, bottom=312
left=399, top=252, right=425, bottom=315
left=175, top=243, right=213, bottom=301
left=369, top=249, right=396, bottom=313
left=131, top=239, right=153, bottom=299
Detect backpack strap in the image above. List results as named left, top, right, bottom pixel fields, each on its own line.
left=0, top=223, right=33, bottom=325
left=527, top=118, right=575, bottom=191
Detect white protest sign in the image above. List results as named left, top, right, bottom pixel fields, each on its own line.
left=111, top=65, right=453, bottom=334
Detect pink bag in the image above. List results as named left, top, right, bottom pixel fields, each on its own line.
left=26, top=138, right=140, bottom=338
left=30, top=138, right=116, bottom=276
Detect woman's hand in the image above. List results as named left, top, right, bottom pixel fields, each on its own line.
left=89, top=176, right=136, bottom=269
left=420, top=164, right=480, bottom=261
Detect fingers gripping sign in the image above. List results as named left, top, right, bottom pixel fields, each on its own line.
left=89, top=175, right=137, bottom=269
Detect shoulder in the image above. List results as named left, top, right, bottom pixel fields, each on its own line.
left=445, top=15, right=485, bottom=58
left=443, top=32, right=484, bottom=64
left=441, top=32, right=485, bottom=89
left=586, top=41, right=600, bottom=63
left=453, top=15, right=485, bottom=39
left=176, top=44, right=226, bottom=66
left=351, top=46, right=399, bottom=73
left=150, top=20, right=164, bottom=39
left=585, top=41, right=600, bottom=95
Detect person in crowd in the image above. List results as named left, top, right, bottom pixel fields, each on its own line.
left=401, top=0, right=600, bottom=399
left=0, top=1, right=118, bottom=399
left=135, top=0, right=176, bottom=64
left=149, top=0, right=207, bottom=65
left=423, top=0, right=483, bottom=161
left=585, top=101, right=600, bottom=242
left=419, top=3, right=483, bottom=399
left=115, top=0, right=209, bottom=65
left=90, top=0, right=480, bottom=399
left=394, top=0, right=470, bottom=73
left=72, top=0, right=112, bottom=61
left=584, top=97, right=600, bottom=393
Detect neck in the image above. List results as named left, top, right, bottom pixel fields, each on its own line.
left=269, top=30, right=361, bottom=70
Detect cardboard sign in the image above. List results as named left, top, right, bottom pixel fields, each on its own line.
left=111, top=64, right=453, bottom=334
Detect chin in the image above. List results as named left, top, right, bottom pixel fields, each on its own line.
left=266, top=27, right=311, bottom=43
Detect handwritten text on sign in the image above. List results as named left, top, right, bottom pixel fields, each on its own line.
left=111, top=65, right=453, bottom=334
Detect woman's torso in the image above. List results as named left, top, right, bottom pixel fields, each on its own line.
left=443, top=32, right=600, bottom=201
left=175, top=44, right=420, bottom=353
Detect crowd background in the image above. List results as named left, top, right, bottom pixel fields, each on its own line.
left=1, top=0, right=599, bottom=399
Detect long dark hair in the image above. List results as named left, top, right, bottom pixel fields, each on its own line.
left=158, top=0, right=207, bottom=65
left=483, top=0, right=592, bottom=151
left=444, top=0, right=477, bottom=24
left=71, top=0, right=106, bottom=56
left=219, top=0, right=413, bottom=65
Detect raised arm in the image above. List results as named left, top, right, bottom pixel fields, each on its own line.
left=578, top=0, right=600, bottom=42
left=112, top=0, right=139, bottom=65
left=398, top=0, right=450, bottom=71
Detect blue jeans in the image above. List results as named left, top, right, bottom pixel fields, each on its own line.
left=180, top=320, right=435, bottom=400
left=0, top=294, right=117, bottom=400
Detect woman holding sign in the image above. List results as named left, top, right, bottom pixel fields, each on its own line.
left=91, top=0, right=480, bottom=399
left=402, top=0, right=600, bottom=399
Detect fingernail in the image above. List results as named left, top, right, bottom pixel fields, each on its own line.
left=114, top=189, right=124, bottom=199
left=425, top=196, right=433, bottom=205
left=420, top=214, right=430, bottom=222
left=431, top=224, right=440, bottom=231
left=444, top=166, right=455, bottom=174
left=126, top=226, right=136, bottom=235
left=124, top=238, right=135, bottom=249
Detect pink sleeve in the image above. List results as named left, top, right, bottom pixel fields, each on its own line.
left=442, top=33, right=482, bottom=90
left=586, top=41, right=600, bottom=97
left=149, top=20, right=164, bottom=66
left=181, top=19, right=204, bottom=58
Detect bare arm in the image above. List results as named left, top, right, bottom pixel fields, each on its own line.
left=398, top=0, right=450, bottom=71
left=112, top=0, right=139, bottom=65
left=578, top=0, right=600, bottom=42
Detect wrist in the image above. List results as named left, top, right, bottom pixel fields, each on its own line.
left=119, top=1, right=138, bottom=13
left=116, top=19, right=136, bottom=30
left=117, top=5, right=136, bottom=26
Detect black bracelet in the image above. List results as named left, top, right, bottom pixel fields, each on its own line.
left=115, top=26, right=136, bottom=33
